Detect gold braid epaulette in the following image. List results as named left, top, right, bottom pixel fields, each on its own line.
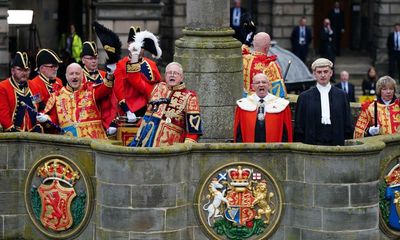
left=126, top=63, right=141, bottom=73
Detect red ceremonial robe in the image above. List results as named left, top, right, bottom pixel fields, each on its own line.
left=234, top=93, right=293, bottom=142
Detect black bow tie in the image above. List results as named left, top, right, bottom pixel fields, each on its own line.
left=49, top=79, right=56, bottom=84
left=18, top=82, right=27, bottom=90
left=89, top=71, right=98, bottom=75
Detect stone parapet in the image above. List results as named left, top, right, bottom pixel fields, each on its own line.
left=0, top=132, right=397, bottom=239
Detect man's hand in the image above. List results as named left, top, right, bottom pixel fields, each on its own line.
left=368, top=125, right=380, bottom=136
left=36, top=113, right=50, bottom=123
left=126, top=111, right=137, bottom=123
left=107, top=126, right=117, bottom=135
left=128, top=42, right=140, bottom=63
left=106, top=63, right=116, bottom=75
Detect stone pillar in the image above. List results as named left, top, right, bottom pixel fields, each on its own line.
left=174, top=0, right=242, bottom=142
left=0, top=0, right=8, bottom=80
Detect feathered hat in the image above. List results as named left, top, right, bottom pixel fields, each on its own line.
left=128, top=26, right=141, bottom=43
left=130, top=30, right=162, bottom=59
left=92, top=21, right=122, bottom=64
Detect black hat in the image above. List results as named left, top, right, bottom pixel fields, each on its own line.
left=92, top=21, right=122, bottom=64
left=130, top=30, right=162, bottom=59
left=81, top=41, right=98, bottom=57
left=11, top=51, right=29, bottom=69
left=128, top=26, right=141, bottom=43
left=36, top=49, right=62, bottom=68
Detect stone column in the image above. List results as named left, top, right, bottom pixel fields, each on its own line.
left=174, top=0, right=242, bottom=142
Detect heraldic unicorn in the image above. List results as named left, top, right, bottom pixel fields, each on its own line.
left=197, top=163, right=283, bottom=240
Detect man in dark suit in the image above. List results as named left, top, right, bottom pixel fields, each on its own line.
left=291, top=17, right=312, bottom=63
left=335, top=70, right=356, bottom=102
left=328, top=1, right=345, bottom=56
left=319, top=18, right=336, bottom=65
left=387, top=23, right=400, bottom=82
left=230, top=0, right=247, bottom=42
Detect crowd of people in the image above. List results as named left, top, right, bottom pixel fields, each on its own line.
left=0, top=1, right=399, bottom=147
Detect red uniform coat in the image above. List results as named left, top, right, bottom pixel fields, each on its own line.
left=234, top=94, right=293, bottom=142
left=114, top=56, right=161, bottom=115
left=0, top=77, right=43, bottom=132
left=31, top=73, right=63, bottom=110
left=82, top=68, right=117, bottom=129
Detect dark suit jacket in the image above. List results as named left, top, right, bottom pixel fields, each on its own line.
left=387, top=32, right=399, bottom=55
left=291, top=26, right=312, bottom=49
left=319, top=27, right=335, bottom=61
left=335, top=82, right=356, bottom=102
left=328, top=9, right=344, bottom=33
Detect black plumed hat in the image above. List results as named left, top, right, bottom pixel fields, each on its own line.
left=36, top=49, right=62, bottom=68
left=11, top=51, right=29, bottom=69
left=130, top=30, right=162, bottom=59
left=92, top=21, right=122, bottom=64
left=81, top=41, right=98, bottom=57
left=128, top=26, right=141, bottom=43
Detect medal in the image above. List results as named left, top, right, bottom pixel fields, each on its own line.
left=166, top=117, right=171, bottom=124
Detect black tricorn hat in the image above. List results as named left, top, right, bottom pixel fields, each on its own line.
left=36, top=49, right=62, bottom=68
left=11, top=51, right=29, bottom=69
left=92, top=21, right=122, bottom=64
left=81, top=41, right=98, bottom=57
left=130, top=30, right=162, bottom=59
left=128, top=26, right=141, bottom=43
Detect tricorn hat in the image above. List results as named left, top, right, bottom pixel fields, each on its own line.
left=36, top=49, right=62, bottom=68
left=81, top=41, right=98, bottom=57
left=131, top=30, right=162, bottom=59
left=92, top=21, right=122, bottom=64
left=128, top=26, right=141, bottom=43
left=11, top=51, right=29, bottom=69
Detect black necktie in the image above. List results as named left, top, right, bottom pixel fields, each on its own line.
left=255, top=99, right=266, bottom=142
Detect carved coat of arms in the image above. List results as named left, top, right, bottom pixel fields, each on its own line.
left=25, top=156, right=92, bottom=239
left=197, top=163, right=283, bottom=240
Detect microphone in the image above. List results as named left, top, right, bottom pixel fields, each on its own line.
left=149, top=98, right=171, bottom=106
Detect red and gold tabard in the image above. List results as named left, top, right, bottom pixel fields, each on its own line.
left=0, top=77, right=43, bottom=132
left=114, top=56, right=161, bottom=115
left=83, top=68, right=118, bottom=129
left=31, top=73, right=63, bottom=110
left=128, top=79, right=202, bottom=147
left=43, top=82, right=112, bottom=139
left=242, top=45, right=287, bottom=98
left=354, top=98, right=400, bottom=138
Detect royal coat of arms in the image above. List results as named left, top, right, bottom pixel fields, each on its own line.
left=25, top=156, right=93, bottom=239
left=197, top=162, right=283, bottom=240
left=379, top=159, right=400, bottom=238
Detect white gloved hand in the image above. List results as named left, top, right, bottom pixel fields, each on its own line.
left=128, top=42, right=140, bottom=63
left=126, top=111, right=137, bottom=123
left=106, top=63, right=116, bottom=75
left=368, top=125, right=380, bottom=136
left=246, top=32, right=254, bottom=42
left=107, top=126, right=117, bottom=135
left=36, top=113, right=50, bottom=123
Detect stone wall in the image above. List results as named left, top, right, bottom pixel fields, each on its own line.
left=93, top=0, right=163, bottom=62
left=373, top=0, right=400, bottom=73
left=1, top=132, right=399, bottom=239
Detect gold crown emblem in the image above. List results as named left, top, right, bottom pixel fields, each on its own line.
left=227, top=166, right=252, bottom=187
left=37, top=159, right=80, bottom=186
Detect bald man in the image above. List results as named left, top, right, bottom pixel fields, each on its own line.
left=37, top=63, right=113, bottom=139
left=242, top=32, right=287, bottom=98
left=334, top=71, right=356, bottom=102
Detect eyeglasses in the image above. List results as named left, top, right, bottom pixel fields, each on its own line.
left=166, top=71, right=182, bottom=76
left=42, top=64, right=58, bottom=69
